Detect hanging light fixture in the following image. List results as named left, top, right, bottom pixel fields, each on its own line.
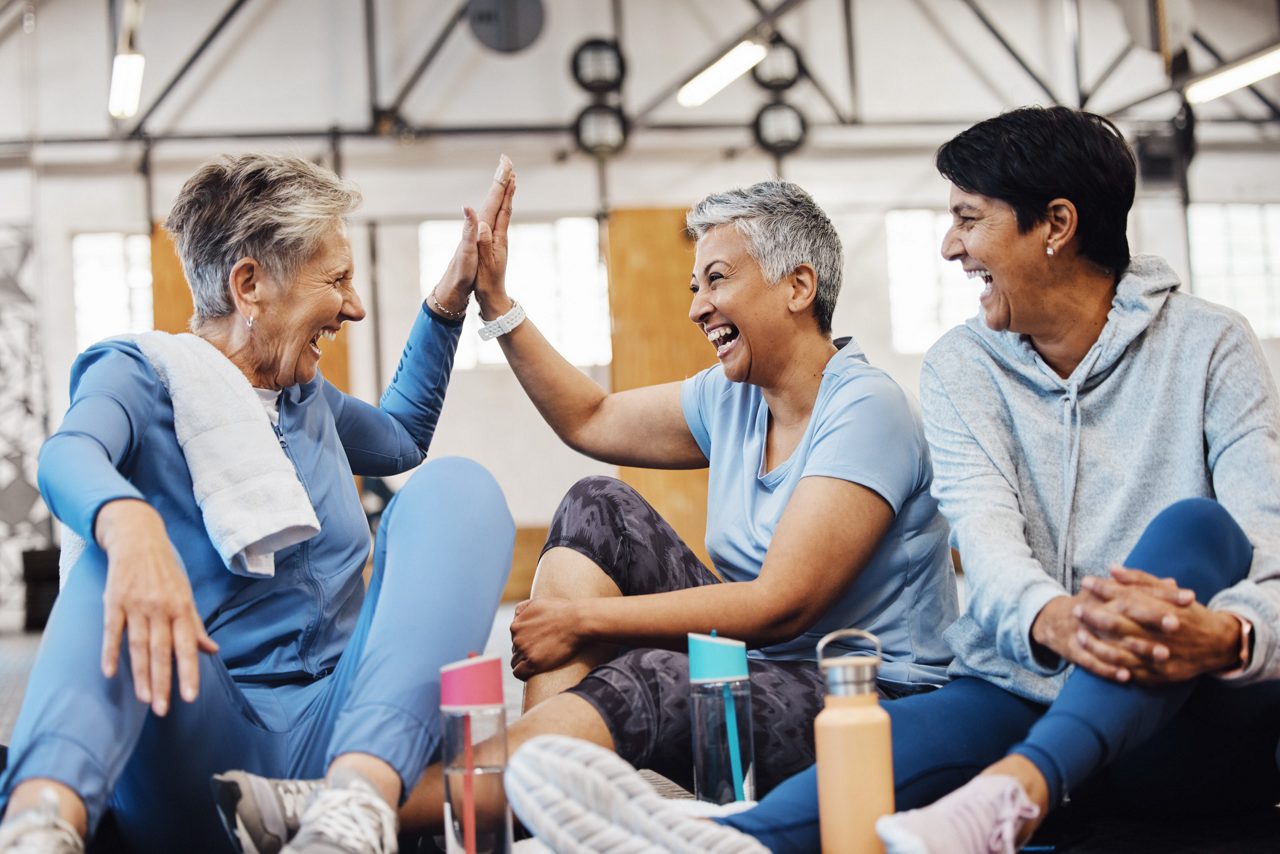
left=677, top=40, right=768, bottom=108
left=108, top=0, right=146, bottom=119
left=1184, top=41, right=1280, bottom=104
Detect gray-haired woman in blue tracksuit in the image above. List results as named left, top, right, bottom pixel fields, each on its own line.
left=0, top=154, right=516, bottom=853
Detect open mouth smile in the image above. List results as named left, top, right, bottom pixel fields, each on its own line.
left=706, top=324, right=740, bottom=358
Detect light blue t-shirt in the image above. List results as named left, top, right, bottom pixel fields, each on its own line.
left=680, top=339, right=958, bottom=687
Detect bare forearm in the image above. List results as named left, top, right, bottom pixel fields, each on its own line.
left=490, top=313, right=610, bottom=453
left=577, top=581, right=804, bottom=650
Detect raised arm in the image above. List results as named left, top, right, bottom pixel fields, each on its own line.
left=510, top=373, right=920, bottom=676
left=471, top=175, right=706, bottom=469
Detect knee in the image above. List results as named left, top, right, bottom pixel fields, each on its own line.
left=1132, top=498, right=1252, bottom=591
left=557, top=476, right=638, bottom=510
left=386, top=457, right=512, bottom=535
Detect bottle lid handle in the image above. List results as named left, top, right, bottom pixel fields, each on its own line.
left=816, top=628, right=881, bottom=663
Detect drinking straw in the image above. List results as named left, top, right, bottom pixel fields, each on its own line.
left=463, top=712, right=477, bottom=854
left=708, top=631, right=746, bottom=802
left=722, top=682, right=745, bottom=801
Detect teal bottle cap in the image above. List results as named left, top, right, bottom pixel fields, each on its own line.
left=688, top=632, right=749, bottom=683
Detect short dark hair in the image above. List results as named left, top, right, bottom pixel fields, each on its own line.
left=935, top=106, right=1136, bottom=274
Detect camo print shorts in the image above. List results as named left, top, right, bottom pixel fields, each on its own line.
left=544, top=475, right=828, bottom=795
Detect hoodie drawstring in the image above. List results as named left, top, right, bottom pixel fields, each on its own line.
left=1055, top=345, right=1106, bottom=593
left=1058, top=385, right=1084, bottom=592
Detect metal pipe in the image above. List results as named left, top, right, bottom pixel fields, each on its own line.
left=127, top=0, right=253, bottom=137
left=388, top=0, right=470, bottom=115
left=1082, top=41, right=1133, bottom=108
left=1063, top=0, right=1084, bottom=106
left=631, top=0, right=809, bottom=126
left=959, top=0, right=1059, bottom=105
left=743, top=0, right=848, bottom=123
left=363, top=0, right=380, bottom=123
left=842, top=0, right=858, bottom=123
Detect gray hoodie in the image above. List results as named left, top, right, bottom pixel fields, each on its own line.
left=921, top=255, right=1280, bottom=704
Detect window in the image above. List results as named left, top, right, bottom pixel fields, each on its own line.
left=72, top=233, right=153, bottom=351
left=1188, top=204, right=1280, bottom=337
left=419, top=217, right=611, bottom=369
left=884, top=210, right=982, bottom=354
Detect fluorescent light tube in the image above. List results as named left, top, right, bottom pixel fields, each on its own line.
left=1184, top=42, right=1280, bottom=104
left=677, top=40, right=769, bottom=108
left=108, top=51, right=146, bottom=119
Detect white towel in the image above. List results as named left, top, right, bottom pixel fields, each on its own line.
left=59, top=332, right=321, bottom=585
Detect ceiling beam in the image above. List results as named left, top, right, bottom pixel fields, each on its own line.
left=127, top=0, right=253, bottom=138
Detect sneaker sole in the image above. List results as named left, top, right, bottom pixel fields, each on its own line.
left=505, top=735, right=766, bottom=854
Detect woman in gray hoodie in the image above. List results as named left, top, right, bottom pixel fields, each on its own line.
left=495, top=106, right=1280, bottom=854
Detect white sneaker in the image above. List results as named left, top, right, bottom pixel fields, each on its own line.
left=876, top=775, right=1040, bottom=854
left=505, top=735, right=766, bottom=854
left=0, top=789, right=84, bottom=854
left=280, top=769, right=398, bottom=854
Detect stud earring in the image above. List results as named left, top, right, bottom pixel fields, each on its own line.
left=1046, top=245, right=1055, bottom=257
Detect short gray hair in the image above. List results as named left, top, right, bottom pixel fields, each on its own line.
left=686, top=180, right=843, bottom=334
left=164, top=154, right=362, bottom=324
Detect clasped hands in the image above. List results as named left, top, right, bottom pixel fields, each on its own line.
left=1032, top=566, right=1242, bottom=686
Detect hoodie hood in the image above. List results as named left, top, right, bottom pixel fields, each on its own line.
left=964, top=254, right=1181, bottom=391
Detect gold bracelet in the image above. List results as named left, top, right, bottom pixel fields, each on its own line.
left=428, top=288, right=468, bottom=321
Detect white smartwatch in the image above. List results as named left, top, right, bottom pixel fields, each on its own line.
left=478, top=300, right=526, bottom=340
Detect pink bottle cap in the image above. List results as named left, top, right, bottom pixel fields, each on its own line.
left=440, top=654, right=505, bottom=711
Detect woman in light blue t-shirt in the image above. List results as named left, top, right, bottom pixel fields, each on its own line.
left=459, top=172, right=957, bottom=801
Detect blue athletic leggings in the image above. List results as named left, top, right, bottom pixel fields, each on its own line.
left=720, top=499, right=1280, bottom=853
left=0, top=457, right=514, bottom=853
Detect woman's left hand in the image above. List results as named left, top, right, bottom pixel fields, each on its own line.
left=1072, top=567, right=1241, bottom=685
left=509, top=596, right=582, bottom=681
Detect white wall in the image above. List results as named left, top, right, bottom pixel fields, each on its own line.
left=4, top=0, right=1280, bottom=528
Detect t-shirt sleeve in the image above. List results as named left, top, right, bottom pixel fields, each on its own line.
left=680, top=366, right=718, bottom=459
left=800, top=373, right=923, bottom=514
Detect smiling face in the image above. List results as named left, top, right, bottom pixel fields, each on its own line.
left=941, top=185, right=1053, bottom=335
left=250, top=223, right=365, bottom=389
left=688, top=224, right=789, bottom=384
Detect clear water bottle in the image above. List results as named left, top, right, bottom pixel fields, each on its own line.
left=688, top=631, right=755, bottom=805
left=441, top=655, right=512, bottom=854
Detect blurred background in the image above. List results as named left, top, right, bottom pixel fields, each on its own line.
left=0, top=0, right=1278, bottom=635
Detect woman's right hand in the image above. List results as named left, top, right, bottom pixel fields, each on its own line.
left=95, top=498, right=218, bottom=716
left=475, top=165, right=517, bottom=320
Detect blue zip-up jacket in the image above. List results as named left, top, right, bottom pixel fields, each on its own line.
left=38, top=306, right=462, bottom=682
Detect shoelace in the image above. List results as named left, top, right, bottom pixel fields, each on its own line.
left=292, top=785, right=397, bottom=854
left=984, top=784, right=1039, bottom=854
left=270, top=778, right=321, bottom=826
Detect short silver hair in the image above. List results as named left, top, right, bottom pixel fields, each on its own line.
left=164, top=154, right=362, bottom=324
left=686, top=180, right=843, bottom=334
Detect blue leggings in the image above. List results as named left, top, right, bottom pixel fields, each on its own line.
left=721, top=499, right=1280, bottom=853
left=0, top=457, right=514, bottom=853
